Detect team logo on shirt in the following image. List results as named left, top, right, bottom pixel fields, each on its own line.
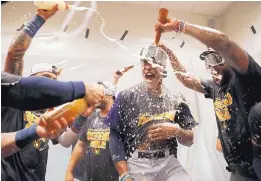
left=24, top=111, right=48, bottom=150
left=213, top=93, right=233, bottom=126
left=87, top=129, right=110, bottom=155
left=138, top=111, right=176, bottom=126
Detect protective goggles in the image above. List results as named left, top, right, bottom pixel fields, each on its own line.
left=200, top=50, right=225, bottom=67
left=140, top=57, right=167, bottom=78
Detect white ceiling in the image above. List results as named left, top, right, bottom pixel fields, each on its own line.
left=118, top=1, right=234, bottom=17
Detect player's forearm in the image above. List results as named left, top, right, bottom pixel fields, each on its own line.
left=115, top=161, right=129, bottom=176
left=4, top=15, right=45, bottom=76
left=58, top=129, right=78, bottom=148
left=185, top=23, right=228, bottom=53
left=66, top=143, right=85, bottom=172
left=1, top=124, right=39, bottom=158
left=185, top=23, right=248, bottom=73
left=161, top=47, right=206, bottom=93
left=67, top=154, right=84, bottom=173
left=166, top=48, right=191, bottom=86
left=113, top=76, right=120, bottom=86
left=177, top=129, right=194, bottom=147
left=165, top=48, right=186, bottom=73
left=4, top=30, right=30, bottom=76
left=1, top=133, right=19, bottom=158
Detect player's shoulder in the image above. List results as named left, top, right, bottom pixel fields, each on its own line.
left=85, top=111, right=99, bottom=125
left=117, top=83, right=143, bottom=99
left=165, top=88, right=187, bottom=105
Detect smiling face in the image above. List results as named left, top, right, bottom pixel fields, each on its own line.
left=207, top=63, right=230, bottom=85
left=139, top=45, right=167, bottom=89
left=201, top=50, right=232, bottom=85
left=95, top=95, right=114, bottom=110
left=141, top=59, right=163, bottom=87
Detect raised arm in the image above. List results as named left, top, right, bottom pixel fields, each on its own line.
left=186, top=24, right=248, bottom=73
left=4, top=30, right=31, bottom=75
left=112, top=65, right=134, bottom=86
left=158, top=43, right=207, bottom=94
left=4, top=5, right=58, bottom=76
left=156, top=19, right=249, bottom=73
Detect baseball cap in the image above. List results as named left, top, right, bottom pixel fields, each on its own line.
left=140, top=45, right=167, bottom=68
left=30, top=63, right=59, bottom=76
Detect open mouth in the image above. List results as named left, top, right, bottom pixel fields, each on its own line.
left=145, top=73, right=156, bottom=81
left=212, top=72, right=222, bottom=82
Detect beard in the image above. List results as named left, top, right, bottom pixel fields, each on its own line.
left=220, top=68, right=233, bottom=86
left=95, top=101, right=107, bottom=109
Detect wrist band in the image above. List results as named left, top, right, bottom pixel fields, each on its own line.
left=15, top=123, right=40, bottom=149
left=23, top=15, right=46, bottom=37
left=178, top=20, right=187, bottom=34
left=119, top=172, right=132, bottom=181
left=122, top=174, right=132, bottom=181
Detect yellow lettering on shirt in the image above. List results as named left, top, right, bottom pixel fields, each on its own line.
left=138, top=111, right=176, bottom=126
left=24, top=111, right=47, bottom=149
left=87, top=129, right=110, bottom=152
left=213, top=93, right=233, bottom=122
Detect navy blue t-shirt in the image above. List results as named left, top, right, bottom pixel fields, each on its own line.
left=78, top=111, right=118, bottom=181
left=201, top=53, right=261, bottom=178
left=104, top=83, right=198, bottom=164
left=1, top=109, right=58, bottom=181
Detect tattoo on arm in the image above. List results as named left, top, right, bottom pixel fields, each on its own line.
left=4, top=31, right=32, bottom=76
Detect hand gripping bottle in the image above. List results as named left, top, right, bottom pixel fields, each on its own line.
left=42, top=99, right=88, bottom=128
left=155, top=8, right=169, bottom=45
left=41, top=83, right=110, bottom=129
left=34, top=1, right=71, bottom=10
